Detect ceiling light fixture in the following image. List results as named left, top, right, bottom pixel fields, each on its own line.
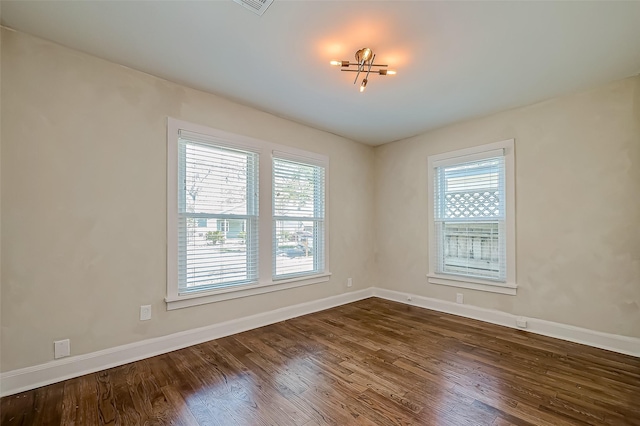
left=330, top=47, right=396, bottom=92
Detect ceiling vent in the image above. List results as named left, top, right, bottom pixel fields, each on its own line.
left=233, top=0, right=274, bottom=16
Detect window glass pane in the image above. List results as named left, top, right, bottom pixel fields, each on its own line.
left=179, top=217, right=257, bottom=291
left=436, top=157, right=504, bottom=220
left=181, top=141, right=258, bottom=215
left=274, top=220, right=318, bottom=277
left=440, top=222, right=502, bottom=279
left=273, top=159, right=324, bottom=219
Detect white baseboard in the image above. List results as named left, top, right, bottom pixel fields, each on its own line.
left=3, top=286, right=638, bottom=397
left=373, top=288, right=640, bottom=358
left=0, top=288, right=374, bottom=397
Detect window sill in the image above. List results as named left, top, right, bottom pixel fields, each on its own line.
left=166, top=272, right=332, bottom=310
left=426, top=274, right=517, bottom=295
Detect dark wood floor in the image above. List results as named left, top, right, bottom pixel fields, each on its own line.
left=2, top=298, right=639, bottom=425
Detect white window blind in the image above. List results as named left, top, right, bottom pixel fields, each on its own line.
left=273, top=157, right=325, bottom=279
left=177, top=132, right=259, bottom=294
left=433, top=154, right=506, bottom=281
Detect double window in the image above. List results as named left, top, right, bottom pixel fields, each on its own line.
left=167, top=118, right=329, bottom=309
left=427, top=139, right=516, bottom=295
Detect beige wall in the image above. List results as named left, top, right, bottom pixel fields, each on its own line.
left=2, top=27, right=639, bottom=374
left=0, top=28, right=376, bottom=372
left=375, top=75, right=640, bottom=338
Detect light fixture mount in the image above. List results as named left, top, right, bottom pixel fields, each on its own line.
left=330, top=47, right=396, bottom=92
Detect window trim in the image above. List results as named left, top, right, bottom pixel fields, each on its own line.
left=167, top=118, right=330, bottom=310
left=426, top=139, right=516, bottom=295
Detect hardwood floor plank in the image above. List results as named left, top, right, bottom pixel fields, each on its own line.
left=60, top=377, right=95, bottom=426
left=165, top=347, right=228, bottom=426
left=95, top=371, right=119, bottom=425
left=2, top=298, right=639, bottom=425
left=109, top=364, right=144, bottom=425
left=1, top=392, right=35, bottom=426
left=160, top=386, right=200, bottom=426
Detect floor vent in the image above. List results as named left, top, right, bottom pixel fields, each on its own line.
left=233, top=0, right=274, bottom=16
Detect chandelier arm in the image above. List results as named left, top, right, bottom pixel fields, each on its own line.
left=353, top=60, right=365, bottom=84
left=340, top=62, right=389, bottom=67
left=363, top=54, right=375, bottom=82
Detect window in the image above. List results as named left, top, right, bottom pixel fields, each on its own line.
left=216, top=219, right=230, bottom=233
left=167, top=118, right=330, bottom=309
left=273, top=157, right=325, bottom=279
left=177, top=135, right=259, bottom=294
left=427, top=139, right=516, bottom=295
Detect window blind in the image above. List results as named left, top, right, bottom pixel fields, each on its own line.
left=177, top=134, right=259, bottom=293
left=433, top=155, right=506, bottom=281
left=272, top=157, right=325, bottom=279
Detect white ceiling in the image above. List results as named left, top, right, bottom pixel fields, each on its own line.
left=2, top=1, right=640, bottom=146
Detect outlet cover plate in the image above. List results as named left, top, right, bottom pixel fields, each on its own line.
left=140, top=305, right=152, bottom=321
left=54, top=339, right=70, bottom=359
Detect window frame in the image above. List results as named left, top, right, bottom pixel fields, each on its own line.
left=427, top=139, right=517, bottom=295
left=167, top=118, right=331, bottom=310
left=272, top=154, right=326, bottom=280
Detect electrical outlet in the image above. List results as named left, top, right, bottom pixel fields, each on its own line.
left=54, top=339, right=70, bottom=359
left=456, top=293, right=464, bottom=304
left=140, top=305, right=152, bottom=321
left=516, top=317, right=528, bottom=328
left=347, top=278, right=353, bottom=287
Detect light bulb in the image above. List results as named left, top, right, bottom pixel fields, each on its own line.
left=387, top=70, right=397, bottom=75
left=360, top=79, right=368, bottom=92
left=330, top=60, right=341, bottom=66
